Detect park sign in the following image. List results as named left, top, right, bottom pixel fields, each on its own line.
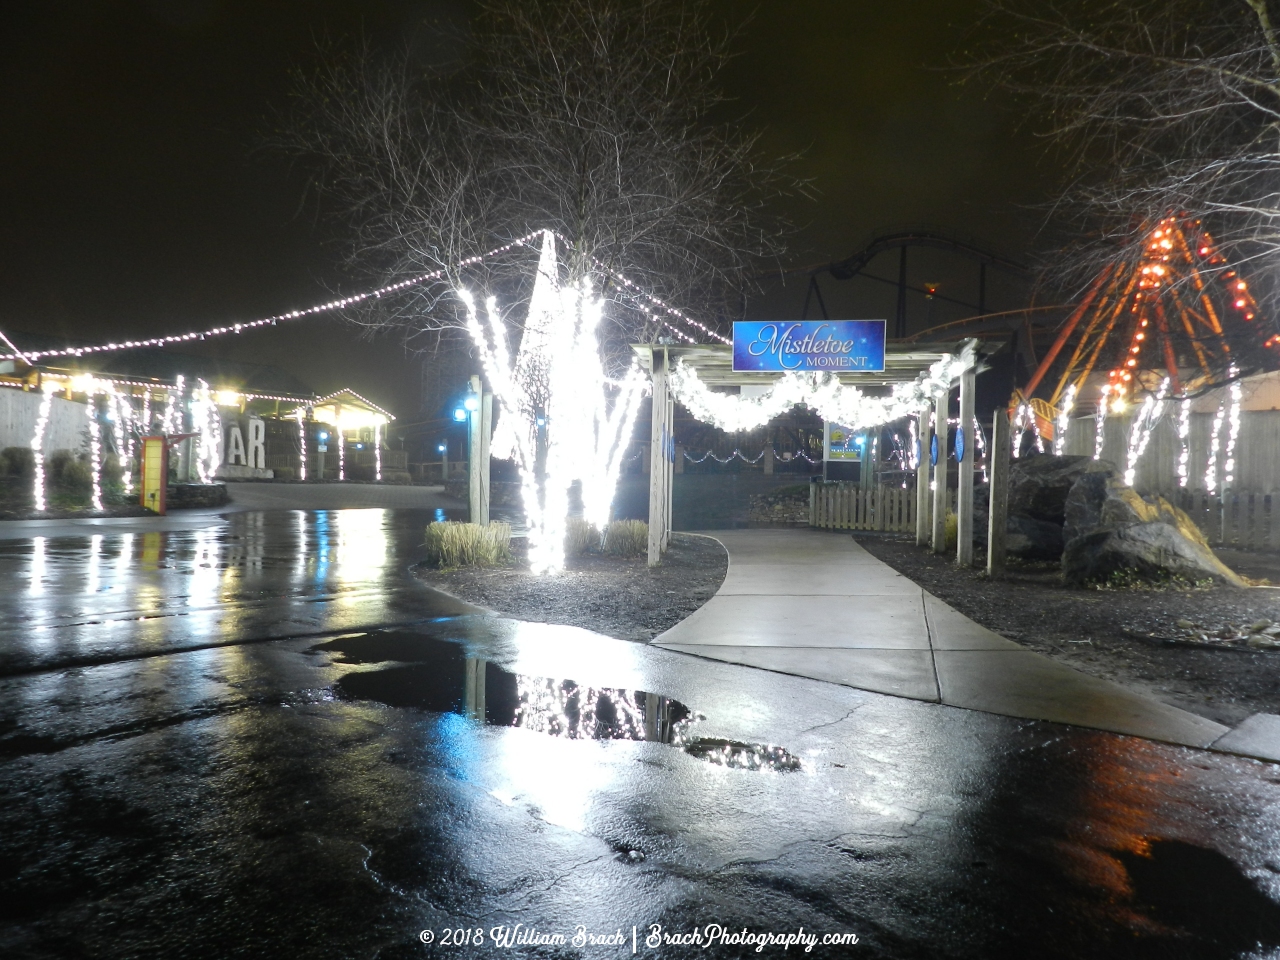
left=732, top=320, right=886, bottom=373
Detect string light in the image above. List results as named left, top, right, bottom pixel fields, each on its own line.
left=1053, top=384, right=1077, bottom=456
left=1224, top=366, right=1242, bottom=487
left=1206, top=393, right=1227, bottom=494
left=30, top=383, right=55, bottom=512
left=1177, top=398, right=1191, bottom=487
left=374, top=422, right=382, bottom=482
left=907, top=417, right=920, bottom=471
left=191, top=380, right=222, bottom=483
left=0, top=231, right=549, bottom=364
left=295, top=409, right=308, bottom=481
left=338, top=428, right=345, bottom=481
left=461, top=233, right=648, bottom=574
left=85, top=386, right=103, bottom=511
left=668, top=346, right=973, bottom=434
left=1123, top=377, right=1169, bottom=487
left=1094, top=386, right=1110, bottom=460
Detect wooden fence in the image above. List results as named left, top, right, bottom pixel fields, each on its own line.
left=810, top=482, right=956, bottom=532
left=812, top=481, right=1280, bottom=550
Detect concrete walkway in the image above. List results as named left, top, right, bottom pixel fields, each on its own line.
left=654, top=529, right=1231, bottom=749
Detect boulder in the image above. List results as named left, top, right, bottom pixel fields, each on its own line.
left=973, top=482, right=1066, bottom=560
left=1007, top=454, right=1117, bottom=526
left=1061, top=476, right=1244, bottom=587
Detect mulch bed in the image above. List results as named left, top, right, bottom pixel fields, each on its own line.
left=411, top=532, right=728, bottom=643
left=855, top=532, right=1280, bottom=727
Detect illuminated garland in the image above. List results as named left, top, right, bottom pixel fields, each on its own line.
left=668, top=346, right=973, bottom=435
left=374, top=422, right=382, bottom=481
left=1205, top=395, right=1226, bottom=493
left=1093, top=386, right=1110, bottom=460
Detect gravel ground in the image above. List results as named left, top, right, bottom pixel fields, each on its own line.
left=856, top=533, right=1280, bottom=727
left=412, top=532, right=728, bottom=642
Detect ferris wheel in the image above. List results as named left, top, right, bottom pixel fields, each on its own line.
left=1012, top=216, right=1280, bottom=442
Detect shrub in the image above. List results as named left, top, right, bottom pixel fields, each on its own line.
left=565, top=517, right=599, bottom=556
left=47, top=450, right=91, bottom=494
left=944, top=510, right=957, bottom=552
left=423, top=521, right=512, bottom=567
left=274, top=467, right=295, bottom=481
left=603, top=519, right=648, bottom=557
left=0, top=446, right=34, bottom=478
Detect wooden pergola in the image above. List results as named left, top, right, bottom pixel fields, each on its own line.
left=633, top=339, right=992, bottom=567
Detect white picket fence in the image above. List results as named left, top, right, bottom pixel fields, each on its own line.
left=810, top=482, right=956, bottom=532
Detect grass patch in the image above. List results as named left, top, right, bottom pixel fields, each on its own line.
left=424, top=521, right=512, bottom=568
left=603, top=519, right=648, bottom=557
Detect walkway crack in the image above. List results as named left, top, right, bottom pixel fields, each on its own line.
left=921, top=588, right=942, bottom=703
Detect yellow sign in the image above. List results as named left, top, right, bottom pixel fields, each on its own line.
left=141, top=437, right=166, bottom=514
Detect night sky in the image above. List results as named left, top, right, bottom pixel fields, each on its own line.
left=0, top=1, right=1061, bottom=428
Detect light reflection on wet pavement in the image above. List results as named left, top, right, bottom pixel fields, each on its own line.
left=1, top=508, right=1280, bottom=958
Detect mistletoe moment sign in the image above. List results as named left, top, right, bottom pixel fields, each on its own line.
left=732, top=321, right=886, bottom=373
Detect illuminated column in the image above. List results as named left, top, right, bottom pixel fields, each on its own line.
left=663, top=392, right=674, bottom=551
left=915, top=411, right=932, bottom=546
left=648, top=348, right=668, bottom=567
left=956, top=365, right=976, bottom=566
left=986, top=407, right=1010, bottom=578
left=932, top=389, right=950, bottom=554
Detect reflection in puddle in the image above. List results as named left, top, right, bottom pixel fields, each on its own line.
left=317, top=630, right=800, bottom=773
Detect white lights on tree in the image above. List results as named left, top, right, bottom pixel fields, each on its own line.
left=1224, top=367, right=1243, bottom=488
left=668, top=347, right=974, bottom=435
left=84, top=386, right=103, bottom=511
left=1177, top=398, right=1191, bottom=487
left=338, top=429, right=345, bottom=481
left=1094, top=386, right=1110, bottom=460
left=461, top=232, right=648, bottom=575
left=1053, top=384, right=1077, bottom=456
left=30, top=383, right=55, bottom=512
left=191, top=380, right=222, bottom=483
left=1205, top=394, right=1227, bottom=494
left=295, top=410, right=308, bottom=481
left=1123, top=377, right=1170, bottom=487
left=374, top=422, right=382, bottom=482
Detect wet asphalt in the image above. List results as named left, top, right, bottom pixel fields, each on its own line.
left=2, top=508, right=1280, bottom=959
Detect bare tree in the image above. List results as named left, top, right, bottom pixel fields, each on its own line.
left=968, top=0, right=1280, bottom=383
left=280, top=0, right=793, bottom=370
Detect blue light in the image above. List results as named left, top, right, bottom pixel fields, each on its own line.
left=453, top=408, right=467, bottom=422
left=318, top=430, right=329, bottom=441
left=464, top=393, right=480, bottom=412
left=355, top=443, right=364, bottom=450
left=437, top=443, right=447, bottom=453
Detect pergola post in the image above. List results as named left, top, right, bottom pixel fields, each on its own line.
left=915, top=411, right=932, bottom=546
left=478, top=391, right=492, bottom=525
left=663, top=393, right=674, bottom=551
left=648, top=349, right=669, bottom=567
left=987, top=407, right=1010, bottom=578
left=956, top=365, right=976, bottom=565
left=931, top=389, right=949, bottom=554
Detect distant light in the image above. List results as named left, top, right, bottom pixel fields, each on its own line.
left=355, top=443, right=364, bottom=450
left=464, top=393, right=480, bottom=412
left=318, top=430, right=329, bottom=441
left=535, top=416, right=546, bottom=428
left=437, top=443, right=447, bottom=453
left=453, top=408, right=467, bottom=422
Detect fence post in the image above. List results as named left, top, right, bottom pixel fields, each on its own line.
left=916, top=412, right=932, bottom=546
left=956, top=366, right=976, bottom=565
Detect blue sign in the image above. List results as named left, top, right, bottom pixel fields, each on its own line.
left=733, top=321, right=886, bottom=373
left=955, top=428, right=965, bottom=463
left=930, top=434, right=938, bottom=467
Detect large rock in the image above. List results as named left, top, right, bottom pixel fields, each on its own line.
left=974, top=483, right=1066, bottom=560
left=1061, top=477, right=1244, bottom=586
left=1008, top=454, right=1117, bottom=525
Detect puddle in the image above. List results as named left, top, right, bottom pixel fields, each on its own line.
left=314, top=630, right=801, bottom=772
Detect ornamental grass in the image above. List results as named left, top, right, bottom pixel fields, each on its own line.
left=602, top=519, right=648, bottom=557
left=423, top=521, right=512, bottom=568
left=565, top=517, right=598, bottom=556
